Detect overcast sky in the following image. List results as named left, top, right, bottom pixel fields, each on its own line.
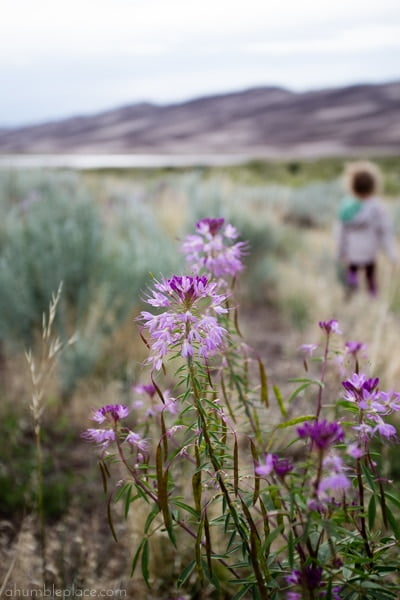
left=1, top=0, right=400, bottom=126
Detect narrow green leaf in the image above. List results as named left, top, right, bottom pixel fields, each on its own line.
left=233, top=305, right=243, bottom=337
left=220, top=372, right=237, bottom=423
left=288, top=530, right=294, bottom=568
left=227, top=528, right=237, bottom=551
left=248, top=523, right=270, bottom=593
left=192, top=470, right=202, bottom=513
left=195, top=516, right=204, bottom=583
left=384, top=491, right=400, bottom=510
left=130, top=539, right=145, bottom=577
left=234, top=437, right=239, bottom=496
left=124, top=484, right=132, bottom=519
left=139, top=330, right=150, bottom=350
left=259, top=498, right=270, bottom=543
left=231, top=584, right=253, bottom=600
left=273, top=385, right=288, bottom=418
left=336, top=399, right=360, bottom=413
left=276, top=415, right=315, bottom=429
left=270, top=487, right=283, bottom=527
left=193, top=443, right=202, bottom=512
left=141, top=539, right=150, bottom=587
left=219, top=426, right=227, bottom=467
left=151, top=373, right=165, bottom=404
left=258, top=357, right=269, bottom=407
left=263, top=524, right=284, bottom=553
left=386, top=506, right=400, bottom=541
left=98, top=461, right=108, bottom=494
left=177, top=560, right=196, bottom=587
left=160, top=411, right=168, bottom=459
left=288, top=379, right=324, bottom=404
left=288, top=377, right=324, bottom=385
left=361, top=462, right=377, bottom=492
left=107, top=494, right=118, bottom=543
left=171, top=499, right=199, bottom=518
left=114, top=482, right=130, bottom=502
left=249, top=439, right=260, bottom=505
left=144, top=504, right=161, bottom=534
left=156, top=442, right=176, bottom=546
left=368, top=494, right=376, bottom=530
left=204, top=510, right=212, bottom=576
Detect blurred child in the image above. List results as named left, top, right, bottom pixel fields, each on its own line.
left=337, top=161, right=397, bottom=296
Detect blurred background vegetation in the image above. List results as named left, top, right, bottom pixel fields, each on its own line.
left=1, top=157, right=400, bottom=597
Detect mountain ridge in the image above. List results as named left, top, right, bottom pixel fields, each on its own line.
left=1, top=81, right=399, bottom=157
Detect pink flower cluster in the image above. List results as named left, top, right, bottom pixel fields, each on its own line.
left=132, top=383, right=178, bottom=419
left=81, top=403, right=148, bottom=454
left=297, top=419, right=345, bottom=450
left=181, top=218, right=247, bottom=281
left=342, top=373, right=400, bottom=442
left=139, top=275, right=228, bottom=370
left=255, top=453, right=293, bottom=478
left=318, top=453, right=350, bottom=500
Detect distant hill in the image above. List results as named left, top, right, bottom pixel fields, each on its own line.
left=1, top=82, right=399, bottom=157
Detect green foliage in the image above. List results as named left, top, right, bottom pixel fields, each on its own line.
left=90, top=260, right=400, bottom=597
left=0, top=170, right=181, bottom=395
left=282, top=294, right=312, bottom=330
left=283, top=180, right=342, bottom=228
left=0, top=408, right=73, bottom=519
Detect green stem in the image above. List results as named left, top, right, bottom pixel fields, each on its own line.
left=34, top=420, right=46, bottom=585
left=356, top=457, right=373, bottom=563
left=115, top=431, right=242, bottom=580
left=316, top=333, right=330, bottom=420
left=188, top=359, right=270, bottom=599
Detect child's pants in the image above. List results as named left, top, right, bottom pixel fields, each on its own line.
left=346, top=262, right=377, bottom=295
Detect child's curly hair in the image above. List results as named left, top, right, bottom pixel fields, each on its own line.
left=344, top=161, right=382, bottom=198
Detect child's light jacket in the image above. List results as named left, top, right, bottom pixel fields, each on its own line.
left=337, top=197, right=396, bottom=264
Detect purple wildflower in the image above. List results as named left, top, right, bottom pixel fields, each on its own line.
left=304, top=565, right=323, bottom=589
left=272, top=455, right=293, bottom=477
left=181, top=218, right=247, bottom=280
left=166, top=424, right=185, bottom=439
left=256, top=454, right=293, bottom=478
left=286, top=566, right=324, bottom=598
left=299, top=343, right=318, bottom=357
left=92, top=404, right=129, bottom=424
left=81, top=428, right=115, bottom=448
left=316, top=453, right=351, bottom=505
left=378, top=391, right=400, bottom=412
left=332, top=587, right=343, bottom=600
left=342, top=374, right=400, bottom=441
left=347, top=442, right=364, bottom=458
left=133, top=383, right=156, bottom=398
left=196, top=218, right=225, bottom=236
left=285, top=570, right=301, bottom=585
left=318, top=319, right=342, bottom=335
left=345, top=341, right=366, bottom=356
left=319, top=472, right=350, bottom=493
left=139, top=275, right=228, bottom=370
left=342, top=373, right=379, bottom=397
left=372, top=420, right=397, bottom=440
left=297, top=420, right=344, bottom=450
left=255, top=454, right=274, bottom=476
left=125, top=431, right=149, bottom=452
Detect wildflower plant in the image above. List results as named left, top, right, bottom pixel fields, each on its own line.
left=84, top=219, right=400, bottom=599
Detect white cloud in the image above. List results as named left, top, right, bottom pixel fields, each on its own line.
left=1, top=0, right=399, bottom=124
left=246, top=25, right=400, bottom=55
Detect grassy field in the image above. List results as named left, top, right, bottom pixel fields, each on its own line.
left=1, top=158, right=400, bottom=598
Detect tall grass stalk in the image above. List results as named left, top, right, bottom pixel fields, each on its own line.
left=25, top=282, right=76, bottom=584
